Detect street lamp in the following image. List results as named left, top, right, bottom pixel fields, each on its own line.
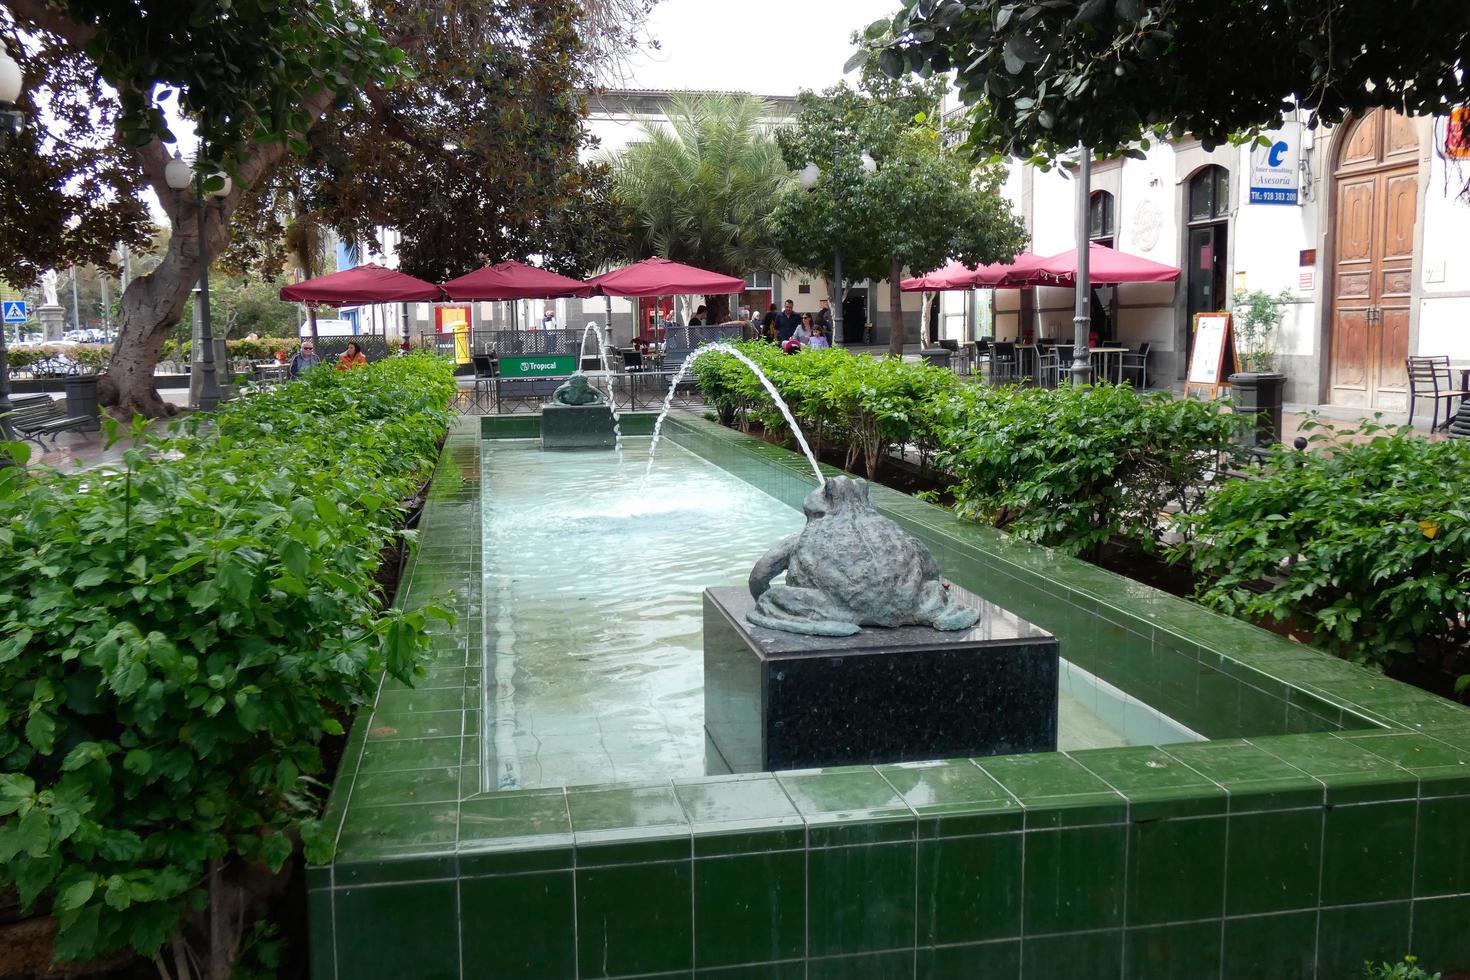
left=0, top=39, right=24, bottom=148
left=1069, top=146, right=1094, bottom=385
left=0, top=40, right=25, bottom=448
left=798, top=145, right=875, bottom=347
left=164, top=154, right=230, bottom=411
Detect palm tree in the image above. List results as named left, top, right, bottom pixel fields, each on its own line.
left=612, top=93, right=791, bottom=320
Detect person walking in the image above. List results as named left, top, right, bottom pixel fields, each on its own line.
left=774, top=299, right=801, bottom=343
left=688, top=305, right=707, bottom=327
left=761, top=303, right=779, bottom=342
left=794, top=312, right=814, bottom=346
left=816, top=298, right=833, bottom=333
left=289, top=340, right=322, bottom=378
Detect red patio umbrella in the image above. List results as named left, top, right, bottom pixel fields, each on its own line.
left=279, top=263, right=444, bottom=304
left=582, top=257, right=743, bottom=297
left=1030, top=243, right=1180, bottom=286
left=441, top=260, right=589, bottom=301
left=901, top=251, right=1049, bottom=290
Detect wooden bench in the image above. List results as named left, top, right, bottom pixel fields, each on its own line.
left=5, top=396, right=97, bottom=449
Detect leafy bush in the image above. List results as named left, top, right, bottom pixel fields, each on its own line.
left=936, top=382, right=1242, bottom=556
left=1364, top=955, right=1440, bottom=979
left=1173, top=418, right=1470, bottom=675
left=0, top=353, right=455, bottom=968
left=161, top=337, right=301, bottom=363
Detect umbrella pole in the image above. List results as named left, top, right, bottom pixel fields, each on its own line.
left=1070, top=146, right=1093, bottom=385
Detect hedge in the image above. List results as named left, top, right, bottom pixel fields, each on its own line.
left=0, top=353, right=455, bottom=968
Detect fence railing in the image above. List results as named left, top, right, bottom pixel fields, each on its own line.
left=419, top=324, right=745, bottom=359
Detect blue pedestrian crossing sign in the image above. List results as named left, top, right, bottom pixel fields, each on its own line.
left=1, top=301, right=27, bottom=324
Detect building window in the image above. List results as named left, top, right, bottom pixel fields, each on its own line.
left=1188, top=166, right=1231, bottom=222
left=1088, top=190, right=1115, bottom=244
left=744, top=271, right=773, bottom=289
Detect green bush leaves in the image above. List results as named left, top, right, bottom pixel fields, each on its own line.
left=0, top=353, right=455, bottom=963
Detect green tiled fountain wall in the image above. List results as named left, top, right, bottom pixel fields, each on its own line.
left=309, top=413, right=1470, bottom=980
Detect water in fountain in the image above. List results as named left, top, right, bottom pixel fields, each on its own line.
left=643, top=343, right=825, bottom=487
left=576, top=320, right=623, bottom=457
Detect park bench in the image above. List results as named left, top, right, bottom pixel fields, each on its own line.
left=4, top=395, right=97, bottom=449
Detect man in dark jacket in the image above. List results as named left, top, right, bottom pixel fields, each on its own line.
left=688, top=305, right=707, bottom=326
left=289, top=341, right=322, bottom=379
left=774, top=299, right=801, bottom=342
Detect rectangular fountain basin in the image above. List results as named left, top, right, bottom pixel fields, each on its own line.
left=704, top=586, right=1058, bottom=771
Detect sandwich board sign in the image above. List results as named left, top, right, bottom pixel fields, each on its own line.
left=1186, top=312, right=1237, bottom=399
left=1, top=300, right=26, bottom=324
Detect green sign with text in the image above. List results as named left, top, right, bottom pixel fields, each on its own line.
left=499, top=354, right=577, bottom=378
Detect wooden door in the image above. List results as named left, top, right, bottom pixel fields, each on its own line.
left=1329, top=109, right=1418, bottom=409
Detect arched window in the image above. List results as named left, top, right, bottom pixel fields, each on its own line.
left=1188, top=165, right=1231, bottom=222
left=1088, top=190, right=1115, bottom=246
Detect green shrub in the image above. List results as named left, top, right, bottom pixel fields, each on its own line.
left=1364, top=955, right=1440, bottom=979
left=0, top=353, right=455, bottom=967
left=1173, top=418, right=1470, bottom=675
left=935, top=382, right=1242, bottom=556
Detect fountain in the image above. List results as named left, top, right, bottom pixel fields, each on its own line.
left=668, top=345, right=1062, bottom=772
left=539, top=322, right=622, bottom=450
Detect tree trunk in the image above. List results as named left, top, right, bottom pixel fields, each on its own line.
left=887, top=256, right=906, bottom=358
left=306, top=304, right=319, bottom=344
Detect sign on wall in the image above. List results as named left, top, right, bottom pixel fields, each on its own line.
left=499, top=354, right=577, bottom=378
left=1249, top=127, right=1300, bottom=205
left=1446, top=107, right=1470, bottom=160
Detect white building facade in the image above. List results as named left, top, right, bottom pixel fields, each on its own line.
left=974, top=108, right=1470, bottom=407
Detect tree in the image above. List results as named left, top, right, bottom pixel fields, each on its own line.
left=611, top=93, right=792, bottom=320
left=2, top=0, right=653, bottom=417
left=859, top=0, right=1470, bottom=162
left=771, top=72, right=1028, bottom=355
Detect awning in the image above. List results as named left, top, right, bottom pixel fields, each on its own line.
left=901, top=251, right=1049, bottom=291
left=280, top=264, right=444, bottom=304
left=1031, top=243, right=1181, bottom=286
left=441, top=261, right=590, bottom=301
left=582, top=258, right=744, bottom=298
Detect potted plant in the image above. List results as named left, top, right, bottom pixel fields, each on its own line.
left=1230, top=288, right=1292, bottom=372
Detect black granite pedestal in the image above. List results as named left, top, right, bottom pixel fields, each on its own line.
left=540, top=402, right=616, bottom=449
left=703, top=586, right=1059, bottom=773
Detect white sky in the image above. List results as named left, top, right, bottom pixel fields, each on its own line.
left=622, top=0, right=899, bottom=96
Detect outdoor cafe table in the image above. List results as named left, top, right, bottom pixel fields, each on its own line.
left=1091, top=346, right=1129, bottom=384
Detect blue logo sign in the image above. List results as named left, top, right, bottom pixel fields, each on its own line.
left=1266, top=141, right=1289, bottom=167
left=1249, top=130, right=1299, bottom=206
left=1, top=300, right=27, bottom=324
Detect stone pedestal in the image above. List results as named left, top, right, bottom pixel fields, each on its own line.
left=540, top=402, right=616, bottom=449
left=703, top=586, right=1059, bottom=773
left=37, top=305, right=65, bottom=342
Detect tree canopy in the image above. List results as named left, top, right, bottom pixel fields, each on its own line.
left=770, top=71, right=1028, bottom=353
left=611, top=92, right=791, bottom=302
left=859, top=0, right=1470, bottom=160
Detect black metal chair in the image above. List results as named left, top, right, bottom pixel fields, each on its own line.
left=1121, top=342, right=1152, bottom=390
left=621, top=350, right=645, bottom=373
left=990, top=342, right=1018, bottom=384
left=1035, top=345, right=1061, bottom=388
left=1407, top=355, right=1465, bottom=430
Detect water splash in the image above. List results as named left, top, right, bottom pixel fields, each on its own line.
left=576, top=320, right=623, bottom=459
left=643, top=343, right=824, bottom=487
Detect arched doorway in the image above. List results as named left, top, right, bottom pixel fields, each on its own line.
left=1328, top=108, right=1419, bottom=409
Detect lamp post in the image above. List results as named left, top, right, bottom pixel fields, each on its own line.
left=164, top=154, right=230, bottom=411
left=0, top=40, right=26, bottom=446
left=798, top=142, right=876, bottom=347
left=1069, top=146, right=1094, bottom=385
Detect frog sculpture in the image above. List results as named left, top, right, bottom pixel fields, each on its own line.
left=746, top=476, right=980, bottom=637
left=549, top=373, right=606, bottom=406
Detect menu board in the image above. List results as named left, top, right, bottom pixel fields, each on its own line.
left=1187, top=312, right=1235, bottom=386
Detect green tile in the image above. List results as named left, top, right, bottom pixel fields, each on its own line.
left=880, top=760, right=1023, bottom=836
left=808, top=951, right=915, bottom=979
left=1023, top=824, right=1126, bottom=933
left=1071, top=745, right=1227, bottom=818
left=373, top=686, right=465, bottom=713
left=917, top=832, right=1022, bottom=945
left=576, top=861, right=692, bottom=977
left=1320, top=801, right=1416, bottom=905
left=1410, top=895, right=1470, bottom=971
left=459, top=789, right=571, bottom=843
left=694, top=851, right=805, bottom=968
left=1221, top=911, right=1316, bottom=980
left=696, top=963, right=805, bottom=980
left=776, top=767, right=910, bottom=816
left=1126, top=816, right=1226, bottom=925
left=568, top=782, right=691, bottom=862
left=1254, top=733, right=1404, bottom=778
left=807, top=841, right=916, bottom=956
left=917, top=940, right=1019, bottom=980
left=979, top=752, right=1122, bottom=810
left=1225, top=808, right=1323, bottom=916
left=1344, top=730, right=1470, bottom=771
left=336, top=801, right=458, bottom=858
left=1317, top=901, right=1412, bottom=980
left=674, top=773, right=801, bottom=825
left=1415, top=795, right=1470, bottom=897
left=334, top=881, right=458, bottom=980
left=356, top=735, right=464, bottom=774
left=349, top=767, right=462, bottom=807
left=460, top=871, right=576, bottom=979
left=1123, top=921, right=1222, bottom=980
left=1021, top=929, right=1122, bottom=980
left=306, top=887, right=334, bottom=980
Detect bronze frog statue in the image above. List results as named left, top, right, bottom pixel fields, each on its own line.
left=747, top=476, right=980, bottom=637
left=550, top=374, right=606, bottom=406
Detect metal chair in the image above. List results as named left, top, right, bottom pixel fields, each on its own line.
left=1035, top=345, right=1061, bottom=388
left=1407, top=355, right=1465, bottom=430
left=621, top=349, right=645, bottom=373
left=1121, top=342, right=1152, bottom=390
left=990, top=342, right=1018, bottom=384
